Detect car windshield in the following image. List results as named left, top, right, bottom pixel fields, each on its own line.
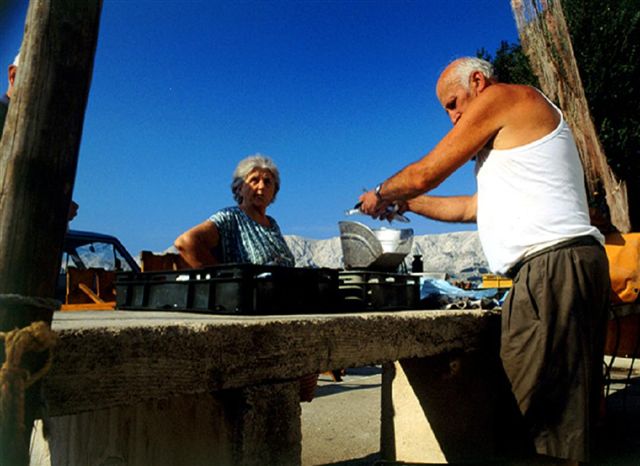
left=62, top=239, right=136, bottom=272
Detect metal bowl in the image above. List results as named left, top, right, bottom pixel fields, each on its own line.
left=339, top=221, right=413, bottom=271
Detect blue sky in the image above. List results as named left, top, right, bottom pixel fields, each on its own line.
left=1, top=1, right=520, bottom=255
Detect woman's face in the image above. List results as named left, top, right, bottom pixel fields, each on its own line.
left=240, top=168, right=276, bottom=210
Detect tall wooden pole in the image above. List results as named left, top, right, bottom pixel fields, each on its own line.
left=0, top=1, right=102, bottom=464
left=511, top=0, right=631, bottom=232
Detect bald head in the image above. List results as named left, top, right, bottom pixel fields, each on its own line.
left=437, top=57, right=495, bottom=96
left=436, top=57, right=497, bottom=125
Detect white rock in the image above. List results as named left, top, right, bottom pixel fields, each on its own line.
left=285, top=231, right=489, bottom=282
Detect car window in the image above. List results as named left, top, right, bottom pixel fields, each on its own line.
left=61, top=240, right=135, bottom=272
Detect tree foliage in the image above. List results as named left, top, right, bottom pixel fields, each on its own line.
left=477, top=41, right=538, bottom=88
left=480, top=1, right=640, bottom=229
left=561, top=0, right=640, bottom=184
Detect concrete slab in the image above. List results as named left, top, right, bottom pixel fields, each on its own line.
left=33, top=309, right=499, bottom=466
left=46, top=309, right=499, bottom=416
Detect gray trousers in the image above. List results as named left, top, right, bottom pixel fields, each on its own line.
left=501, top=236, right=610, bottom=462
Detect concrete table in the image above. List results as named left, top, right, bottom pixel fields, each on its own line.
left=32, top=309, right=506, bottom=466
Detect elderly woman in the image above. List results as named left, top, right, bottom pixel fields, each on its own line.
left=175, top=154, right=294, bottom=268
left=175, top=155, right=317, bottom=402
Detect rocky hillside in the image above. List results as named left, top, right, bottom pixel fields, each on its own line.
left=285, top=230, right=489, bottom=282
left=161, top=230, right=490, bottom=282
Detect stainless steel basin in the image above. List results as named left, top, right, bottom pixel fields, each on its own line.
left=339, top=221, right=413, bottom=271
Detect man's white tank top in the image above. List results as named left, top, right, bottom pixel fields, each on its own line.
left=474, top=95, right=603, bottom=274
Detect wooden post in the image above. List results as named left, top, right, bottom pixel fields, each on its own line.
left=0, top=1, right=102, bottom=464
left=511, top=0, right=631, bottom=232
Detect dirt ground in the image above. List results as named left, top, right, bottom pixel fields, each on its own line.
left=301, top=359, right=640, bottom=466
left=301, top=366, right=382, bottom=466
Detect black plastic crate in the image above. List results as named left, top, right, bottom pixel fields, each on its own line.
left=116, top=264, right=338, bottom=315
left=338, top=270, right=420, bottom=311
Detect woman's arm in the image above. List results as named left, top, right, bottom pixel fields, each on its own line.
left=174, top=220, right=220, bottom=268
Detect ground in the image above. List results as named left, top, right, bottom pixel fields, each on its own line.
left=302, top=366, right=382, bottom=466
left=301, top=358, right=640, bottom=466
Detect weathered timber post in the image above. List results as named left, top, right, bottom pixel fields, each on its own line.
left=511, top=0, right=631, bottom=232
left=0, top=1, right=102, bottom=465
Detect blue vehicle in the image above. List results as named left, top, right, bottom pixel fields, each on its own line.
left=58, top=229, right=140, bottom=307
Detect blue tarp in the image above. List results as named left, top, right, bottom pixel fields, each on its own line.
left=420, top=278, right=498, bottom=300
left=419, top=277, right=505, bottom=310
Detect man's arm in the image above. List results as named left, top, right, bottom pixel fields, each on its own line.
left=359, top=85, right=508, bottom=214
left=405, top=193, right=477, bottom=223
left=174, top=220, right=220, bottom=268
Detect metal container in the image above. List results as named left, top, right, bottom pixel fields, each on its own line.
left=339, top=221, right=413, bottom=271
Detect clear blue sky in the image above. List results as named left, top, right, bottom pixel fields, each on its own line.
left=1, top=1, right=520, bottom=255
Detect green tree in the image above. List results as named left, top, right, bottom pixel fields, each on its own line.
left=481, top=2, right=640, bottom=230
left=561, top=0, right=640, bottom=228
left=477, top=41, right=538, bottom=88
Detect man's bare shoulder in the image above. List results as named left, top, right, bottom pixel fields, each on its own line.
left=464, top=83, right=531, bottom=122
left=486, top=84, right=560, bottom=149
left=479, top=83, right=543, bottom=105
left=460, top=83, right=533, bottom=131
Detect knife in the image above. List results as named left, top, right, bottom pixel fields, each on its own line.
left=345, top=202, right=410, bottom=223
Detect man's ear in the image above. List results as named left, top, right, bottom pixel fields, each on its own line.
left=469, top=70, right=488, bottom=94
left=8, top=65, right=17, bottom=90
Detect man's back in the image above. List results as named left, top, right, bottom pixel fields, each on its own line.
left=474, top=86, right=602, bottom=273
left=462, top=83, right=561, bottom=152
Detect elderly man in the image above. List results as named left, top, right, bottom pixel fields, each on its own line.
left=1, top=53, right=79, bottom=223
left=359, top=57, right=609, bottom=465
left=0, top=53, right=19, bottom=130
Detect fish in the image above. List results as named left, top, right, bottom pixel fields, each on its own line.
left=345, top=201, right=410, bottom=223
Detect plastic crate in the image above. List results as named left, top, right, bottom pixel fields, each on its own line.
left=338, top=270, right=420, bottom=311
left=115, top=264, right=338, bottom=315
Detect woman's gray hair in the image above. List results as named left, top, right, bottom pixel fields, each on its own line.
left=231, top=153, right=281, bottom=204
left=450, top=57, right=495, bottom=91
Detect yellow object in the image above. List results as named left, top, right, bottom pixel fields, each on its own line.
left=480, top=274, right=513, bottom=289
left=60, top=268, right=117, bottom=311
left=605, top=232, right=640, bottom=304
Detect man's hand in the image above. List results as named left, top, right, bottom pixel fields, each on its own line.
left=358, top=190, right=391, bottom=219
left=67, top=200, right=79, bottom=222
left=379, top=200, right=409, bottom=222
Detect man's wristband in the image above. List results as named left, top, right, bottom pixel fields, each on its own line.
left=374, top=183, right=384, bottom=201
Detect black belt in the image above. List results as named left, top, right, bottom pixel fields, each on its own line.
left=504, top=235, right=600, bottom=279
